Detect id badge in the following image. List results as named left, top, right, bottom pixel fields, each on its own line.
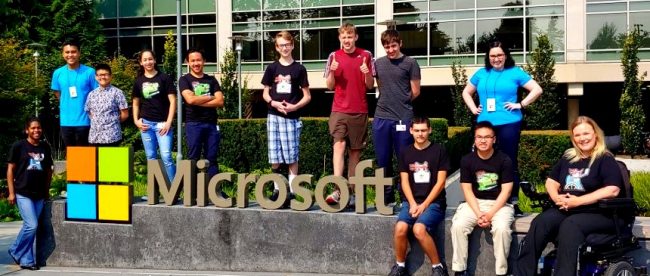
left=396, top=123, right=406, bottom=132
left=486, top=98, right=496, bottom=112
left=69, top=86, right=78, bottom=98
left=414, top=170, right=431, bottom=183
left=277, top=82, right=291, bottom=94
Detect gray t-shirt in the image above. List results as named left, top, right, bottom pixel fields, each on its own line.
left=374, top=55, right=421, bottom=121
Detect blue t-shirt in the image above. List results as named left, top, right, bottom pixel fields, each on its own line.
left=51, top=64, right=99, bottom=127
left=470, top=66, right=532, bottom=126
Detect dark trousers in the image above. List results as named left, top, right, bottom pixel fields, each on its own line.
left=514, top=208, right=619, bottom=276
left=372, top=118, right=413, bottom=204
left=60, top=126, right=90, bottom=147
left=493, top=121, right=521, bottom=201
left=185, top=122, right=220, bottom=178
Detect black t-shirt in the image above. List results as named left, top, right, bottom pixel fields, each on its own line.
left=7, top=140, right=53, bottom=199
left=132, top=72, right=176, bottom=122
left=179, top=73, right=221, bottom=123
left=261, top=61, right=309, bottom=119
left=549, top=153, right=623, bottom=212
left=460, top=150, right=513, bottom=200
left=398, top=143, right=450, bottom=206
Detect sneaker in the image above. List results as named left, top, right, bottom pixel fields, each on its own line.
left=270, top=189, right=279, bottom=201
left=281, top=193, right=295, bottom=209
left=388, top=264, right=408, bottom=276
left=432, top=265, right=449, bottom=276
left=514, top=204, right=524, bottom=217
left=325, top=190, right=341, bottom=204
left=348, top=194, right=356, bottom=208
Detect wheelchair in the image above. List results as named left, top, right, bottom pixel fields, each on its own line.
left=519, top=161, right=647, bottom=276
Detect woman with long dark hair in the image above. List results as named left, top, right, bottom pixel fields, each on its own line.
left=132, top=50, right=177, bottom=180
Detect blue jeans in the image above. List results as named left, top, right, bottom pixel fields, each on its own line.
left=493, top=121, right=521, bottom=201
left=9, top=194, right=44, bottom=266
left=185, top=121, right=220, bottom=178
left=140, top=119, right=176, bottom=181
left=372, top=118, right=414, bottom=204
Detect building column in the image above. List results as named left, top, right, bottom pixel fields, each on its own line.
left=217, top=1, right=233, bottom=74
left=567, top=83, right=584, bottom=127
left=566, top=0, right=586, bottom=62
left=374, top=0, right=393, bottom=59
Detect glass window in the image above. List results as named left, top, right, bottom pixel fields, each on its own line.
left=100, top=19, right=118, bottom=29
left=189, top=0, right=216, bottom=13
left=97, top=0, right=118, bottom=18
left=232, top=0, right=261, bottom=11
left=630, top=12, right=650, bottom=47
left=302, top=28, right=340, bottom=60
left=526, top=6, right=564, bottom=16
left=152, top=36, right=167, bottom=62
left=188, top=34, right=217, bottom=62
left=264, top=0, right=299, bottom=9
left=120, top=0, right=151, bottom=17
left=303, top=7, right=340, bottom=18
left=527, top=16, right=565, bottom=51
left=430, top=10, right=474, bottom=21
left=343, top=5, right=374, bottom=16
left=586, top=3, right=627, bottom=13
left=119, top=17, right=152, bottom=28
left=477, top=7, right=524, bottom=18
left=586, top=13, right=626, bottom=49
left=432, top=20, right=474, bottom=55
left=477, top=0, right=522, bottom=9
left=106, top=37, right=119, bottom=57
left=527, top=0, right=563, bottom=5
left=343, top=0, right=373, bottom=4
left=189, top=14, right=216, bottom=24
left=476, top=18, right=524, bottom=53
left=302, top=0, right=339, bottom=7
left=355, top=26, right=375, bottom=52
left=233, top=32, right=262, bottom=62
left=154, top=0, right=186, bottom=15
left=263, top=31, right=301, bottom=62
left=394, top=2, right=428, bottom=13
left=630, top=1, right=650, bottom=10
left=429, top=0, right=474, bottom=10
left=264, top=21, right=301, bottom=30
left=120, top=36, right=153, bottom=59
left=395, top=13, right=428, bottom=23
left=398, top=23, right=428, bottom=56
left=263, top=10, right=299, bottom=21
left=233, top=12, right=262, bottom=22
left=153, top=16, right=181, bottom=26
left=302, top=18, right=341, bottom=28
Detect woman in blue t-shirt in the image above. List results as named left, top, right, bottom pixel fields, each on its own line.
left=514, top=116, right=624, bottom=276
left=132, top=50, right=177, bottom=181
left=462, top=41, right=543, bottom=215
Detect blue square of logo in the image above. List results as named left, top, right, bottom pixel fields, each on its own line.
left=66, top=184, right=97, bottom=220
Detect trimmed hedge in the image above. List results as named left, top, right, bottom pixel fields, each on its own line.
left=218, top=118, right=448, bottom=177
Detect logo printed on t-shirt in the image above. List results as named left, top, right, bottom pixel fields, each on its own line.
left=476, top=170, right=499, bottom=191
left=564, top=168, right=589, bottom=192
left=142, top=82, right=160, bottom=99
left=192, top=81, right=210, bottom=96
left=409, top=161, right=431, bottom=183
left=275, top=74, right=292, bottom=94
left=27, top=152, right=44, bottom=171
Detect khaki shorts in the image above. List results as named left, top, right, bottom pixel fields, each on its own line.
left=328, top=112, right=368, bottom=150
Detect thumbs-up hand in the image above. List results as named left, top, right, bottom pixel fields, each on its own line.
left=360, top=56, right=370, bottom=74
left=330, top=55, right=339, bottom=71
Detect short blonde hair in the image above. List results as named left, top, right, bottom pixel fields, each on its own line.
left=275, top=31, right=294, bottom=46
left=338, top=22, right=357, bottom=35
left=564, top=116, right=608, bottom=166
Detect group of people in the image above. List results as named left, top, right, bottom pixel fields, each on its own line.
left=4, top=22, right=628, bottom=276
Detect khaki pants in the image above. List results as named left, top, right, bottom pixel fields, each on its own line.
left=450, top=200, right=514, bottom=275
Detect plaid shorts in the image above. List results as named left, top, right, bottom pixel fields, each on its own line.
left=267, top=114, right=302, bottom=164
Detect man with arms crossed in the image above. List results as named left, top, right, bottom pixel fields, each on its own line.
left=450, top=121, right=515, bottom=276
left=388, top=117, right=449, bottom=276
left=373, top=29, right=421, bottom=205
left=324, top=22, right=374, bottom=207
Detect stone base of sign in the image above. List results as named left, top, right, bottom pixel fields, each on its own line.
left=45, top=201, right=649, bottom=275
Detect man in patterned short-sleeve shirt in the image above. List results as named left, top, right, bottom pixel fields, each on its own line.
left=84, top=63, right=129, bottom=146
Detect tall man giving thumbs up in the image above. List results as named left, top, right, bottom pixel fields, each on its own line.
left=324, top=22, right=374, bottom=208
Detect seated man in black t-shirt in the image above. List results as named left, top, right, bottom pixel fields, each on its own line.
left=450, top=121, right=514, bottom=276
left=388, top=117, right=450, bottom=276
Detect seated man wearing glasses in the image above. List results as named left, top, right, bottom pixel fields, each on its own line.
left=450, top=121, right=515, bottom=276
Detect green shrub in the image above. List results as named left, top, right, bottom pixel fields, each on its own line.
left=631, top=172, right=650, bottom=217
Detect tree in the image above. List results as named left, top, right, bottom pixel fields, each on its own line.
left=451, top=60, right=472, bottom=126
left=162, top=31, right=177, bottom=80
left=619, top=28, right=647, bottom=156
left=589, top=22, right=621, bottom=49
left=219, top=50, right=238, bottom=119
left=108, top=54, right=138, bottom=103
left=524, top=34, right=560, bottom=130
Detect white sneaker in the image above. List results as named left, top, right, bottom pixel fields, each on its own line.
left=348, top=194, right=356, bottom=207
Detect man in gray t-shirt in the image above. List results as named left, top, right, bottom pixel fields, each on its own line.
left=373, top=29, right=422, bottom=205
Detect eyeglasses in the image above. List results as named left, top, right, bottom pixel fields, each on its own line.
left=277, top=43, right=293, bottom=49
left=96, top=73, right=111, bottom=77
left=475, top=135, right=495, bottom=141
left=489, top=53, right=505, bottom=59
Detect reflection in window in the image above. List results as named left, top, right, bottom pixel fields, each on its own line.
left=587, top=14, right=625, bottom=49
left=233, top=12, right=262, bottom=23
left=431, top=23, right=453, bottom=55
left=263, top=10, right=299, bottom=21
left=476, top=18, right=524, bottom=53
left=189, top=34, right=218, bottom=62
left=526, top=16, right=565, bottom=51
left=432, top=21, right=474, bottom=55
left=429, top=0, right=475, bottom=10
left=399, top=23, right=428, bottom=56
left=302, top=29, right=339, bottom=60
left=477, top=0, right=523, bottom=9
left=343, top=5, right=374, bottom=16
left=233, top=32, right=262, bottom=62
left=302, top=7, right=339, bottom=19
left=394, top=2, right=428, bottom=13
left=120, top=36, right=153, bottom=59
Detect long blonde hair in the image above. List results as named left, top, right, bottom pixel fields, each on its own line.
left=563, top=116, right=608, bottom=166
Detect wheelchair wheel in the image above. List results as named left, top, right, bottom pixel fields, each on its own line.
left=604, top=261, right=635, bottom=276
